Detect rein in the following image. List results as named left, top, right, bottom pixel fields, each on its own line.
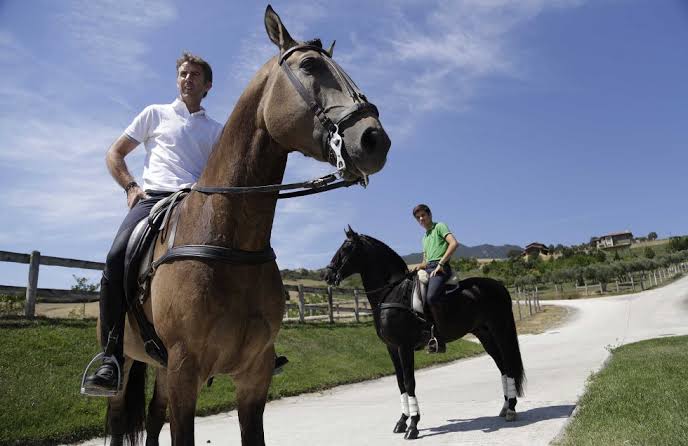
left=192, top=172, right=364, bottom=199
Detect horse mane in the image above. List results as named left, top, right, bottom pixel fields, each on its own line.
left=360, top=235, right=409, bottom=275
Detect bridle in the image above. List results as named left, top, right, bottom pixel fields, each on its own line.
left=191, top=43, right=379, bottom=199
left=326, top=237, right=412, bottom=298
left=278, top=43, right=379, bottom=185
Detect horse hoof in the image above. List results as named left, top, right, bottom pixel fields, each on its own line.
left=505, top=409, right=517, bottom=421
left=393, top=421, right=407, bottom=433
left=404, top=427, right=419, bottom=440
left=498, top=406, right=508, bottom=417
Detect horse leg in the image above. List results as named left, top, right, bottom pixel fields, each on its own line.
left=386, top=346, right=409, bottom=433
left=233, top=348, right=274, bottom=446
left=145, top=368, right=168, bottom=446
left=490, top=317, right=526, bottom=422
left=473, top=329, right=510, bottom=418
left=106, top=358, right=147, bottom=446
left=398, top=346, right=420, bottom=440
left=166, top=346, right=202, bottom=445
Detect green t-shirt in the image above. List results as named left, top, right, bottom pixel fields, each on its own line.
left=422, top=222, right=452, bottom=262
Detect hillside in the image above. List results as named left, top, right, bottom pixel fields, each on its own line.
left=402, top=243, right=523, bottom=263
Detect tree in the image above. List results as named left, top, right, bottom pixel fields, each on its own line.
left=644, top=247, right=656, bottom=259
left=71, top=275, right=99, bottom=292
left=507, top=249, right=523, bottom=260
left=648, top=232, right=658, bottom=241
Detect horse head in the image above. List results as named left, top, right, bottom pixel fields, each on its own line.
left=325, top=225, right=364, bottom=286
left=263, top=6, right=390, bottom=182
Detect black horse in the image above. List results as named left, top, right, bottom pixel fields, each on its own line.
left=324, top=227, right=525, bottom=440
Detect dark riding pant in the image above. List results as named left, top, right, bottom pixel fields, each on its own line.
left=424, top=261, right=452, bottom=306
left=100, top=191, right=172, bottom=361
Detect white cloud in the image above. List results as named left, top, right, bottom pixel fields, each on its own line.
left=58, top=0, right=177, bottom=82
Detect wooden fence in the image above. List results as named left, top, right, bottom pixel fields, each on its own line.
left=1, top=249, right=538, bottom=322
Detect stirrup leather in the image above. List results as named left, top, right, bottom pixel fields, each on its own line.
left=80, top=353, right=122, bottom=397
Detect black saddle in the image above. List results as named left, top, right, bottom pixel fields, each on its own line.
left=122, top=190, right=188, bottom=366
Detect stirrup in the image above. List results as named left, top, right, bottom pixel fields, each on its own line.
left=426, top=325, right=444, bottom=353
left=80, top=353, right=122, bottom=397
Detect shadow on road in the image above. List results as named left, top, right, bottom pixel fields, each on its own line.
left=419, top=404, right=575, bottom=438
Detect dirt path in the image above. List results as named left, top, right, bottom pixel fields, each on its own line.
left=70, top=276, right=688, bottom=445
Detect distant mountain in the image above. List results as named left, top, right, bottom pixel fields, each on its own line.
left=402, top=243, right=523, bottom=264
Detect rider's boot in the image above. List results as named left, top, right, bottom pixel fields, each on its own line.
left=273, top=354, right=289, bottom=375
left=426, top=305, right=446, bottom=354
left=81, top=276, right=125, bottom=396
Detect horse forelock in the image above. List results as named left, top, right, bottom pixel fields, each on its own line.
left=303, top=38, right=323, bottom=48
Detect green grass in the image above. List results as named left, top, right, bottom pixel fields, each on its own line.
left=0, top=317, right=484, bottom=445
left=555, top=336, right=688, bottom=446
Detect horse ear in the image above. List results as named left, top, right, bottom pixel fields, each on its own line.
left=327, top=40, right=336, bottom=57
left=264, top=5, right=297, bottom=53
left=345, top=225, right=358, bottom=240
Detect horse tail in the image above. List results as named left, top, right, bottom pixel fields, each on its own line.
left=106, top=360, right=147, bottom=445
left=498, top=282, right=526, bottom=397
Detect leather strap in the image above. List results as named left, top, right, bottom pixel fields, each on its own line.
left=151, top=244, right=276, bottom=271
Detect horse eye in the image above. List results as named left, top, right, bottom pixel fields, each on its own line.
left=299, top=57, right=318, bottom=73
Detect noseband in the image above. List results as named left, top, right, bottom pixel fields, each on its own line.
left=279, top=44, right=379, bottom=185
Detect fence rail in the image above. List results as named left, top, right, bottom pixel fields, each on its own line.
left=1, top=249, right=542, bottom=323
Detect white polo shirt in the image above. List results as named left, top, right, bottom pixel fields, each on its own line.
left=124, top=98, right=224, bottom=191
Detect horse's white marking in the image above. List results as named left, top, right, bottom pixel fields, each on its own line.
left=408, top=396, right=420, bottom=416
left=506, top=377, right=517, bottom=399
left=400, top=392, right=410, bottom=416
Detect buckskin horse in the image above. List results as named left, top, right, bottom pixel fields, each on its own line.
left=325, top=228, right=525, bottom=440
left=101, top=6, right=390, bottom=445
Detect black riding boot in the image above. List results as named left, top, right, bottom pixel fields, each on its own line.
left=82, top=276, right=125, bottom=396
left=426, top=305, right=446, bottom=354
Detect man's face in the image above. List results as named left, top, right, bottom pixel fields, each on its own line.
left=414, top=210, right=433, bottom=230
left=177, top=61, right=211, bottom=104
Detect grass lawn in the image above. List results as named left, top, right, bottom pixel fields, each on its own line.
left=0, top=317, right=484, bottom=445
left=554, top=335, right=688, bottom=446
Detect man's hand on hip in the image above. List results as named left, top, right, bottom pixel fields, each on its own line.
left=127, top=186, right=148, bottom=209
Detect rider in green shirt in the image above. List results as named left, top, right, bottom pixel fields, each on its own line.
left=412, top=204, right=459, bottom=353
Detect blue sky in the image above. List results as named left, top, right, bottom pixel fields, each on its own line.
left=1, top=0, right=687, bottom=289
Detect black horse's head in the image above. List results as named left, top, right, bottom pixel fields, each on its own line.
left=324, top=225, right=364, bottom=286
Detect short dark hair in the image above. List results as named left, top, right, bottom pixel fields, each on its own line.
left=176, top=52, right=213, bottom=97
left=412, top=204, right=431, bottom=217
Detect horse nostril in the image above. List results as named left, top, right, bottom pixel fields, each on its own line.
left=361, top=128, right=380, bottom=154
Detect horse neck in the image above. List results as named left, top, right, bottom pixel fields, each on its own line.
left=182, top=61, right=288, bottom=251
left=358, top=240, right=408, bottom=307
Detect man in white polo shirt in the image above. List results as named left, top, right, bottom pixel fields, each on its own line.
left=81, top=52, right=223, bottom=395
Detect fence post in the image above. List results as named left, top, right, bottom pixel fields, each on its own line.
left=297, top=284, right=305, bottom=323
left=353, top=289, right=360, bottom=323
left=516, top=296, right=522, bottom=320
left=615, top=280, right=619, bottom=293
left=327, top=286, right=334, bottom=324
left=630, top=275, right=635, bottom=292
left=25, top=250, right=41, bottom=319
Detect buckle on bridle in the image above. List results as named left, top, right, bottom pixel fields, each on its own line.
left=328, top=125, right=346, bottom=174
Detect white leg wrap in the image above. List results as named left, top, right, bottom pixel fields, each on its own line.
left=408, top=396, right=420, bottom=416
left=506, top=377, right=517, bottom=399
left=400, top=393, right=410, bottom=416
